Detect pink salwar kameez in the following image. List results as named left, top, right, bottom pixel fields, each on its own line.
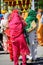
left=9, top=10, right=30, bottom=65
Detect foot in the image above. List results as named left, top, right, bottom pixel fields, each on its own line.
left=10, top=59, right=13, bottom=62
left=26, top=55, right=32, bottom=60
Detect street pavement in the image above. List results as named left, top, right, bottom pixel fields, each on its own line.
left=0, top=52, right=43, bottom=65
left=0, top=52, right=13, bottom=65
left=37, top=45, right=43, bottom=57
left=0, top=45, right=43, bottom=65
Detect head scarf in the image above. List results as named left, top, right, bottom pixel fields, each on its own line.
left=4, top=12, right=10, bottom=19
left=9, top=9, right=19, bottom=21
left=12, top=9, right=18, bottom=13
left=25, top=10, right=37, bottom=22
left=25, top=9, right=37, bottom=30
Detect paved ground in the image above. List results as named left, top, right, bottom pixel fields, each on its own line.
left=0, top=51, right=43, bottom=65
left=37, top=45, right=43, bottom=57
left=0, top=45, right=43, bottom=65
left=0, top=53, right=13, bottom=65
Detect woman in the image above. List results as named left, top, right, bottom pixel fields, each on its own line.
left=37, top=14, right=43, bottom=46
left=2, top=12, right=13, bottom=61
left=25, top=10, right=38, bottom=61
left=1, top=12, right=13, bottom=61
left=9, top=9, right=30, bottom=65
left=1, top=12, right=9, bottom=53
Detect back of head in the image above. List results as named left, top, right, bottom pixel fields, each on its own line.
left=10, top=9, right=19, bottom=19
left=12, top=9, right=18, bottom=13
left=25, top=9, right=37, bottom=22
left=9, top=9, right=22, bottom=24
left=28, top=10, right=37, bottom=17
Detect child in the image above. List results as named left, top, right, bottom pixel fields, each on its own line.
left=9, top=9, right=30, bottom=65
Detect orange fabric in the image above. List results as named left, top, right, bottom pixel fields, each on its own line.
left=37, top=24, right=43, bottom=46
left=36, top=13, right=43, bottom=46
left=4, top=28, right=10, bottom=37
left=36, top=13, right=41, bottom=22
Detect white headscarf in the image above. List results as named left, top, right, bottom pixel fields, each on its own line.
left=1, top=12, right=10, bottom=32
left=4, top=12, right=10, bottom=19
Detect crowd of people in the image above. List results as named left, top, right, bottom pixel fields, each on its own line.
left=0, top=9, right=43, bottom=65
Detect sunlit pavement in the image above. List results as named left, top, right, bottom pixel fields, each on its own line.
left=0, top=52, right=13, bottom=65
left=0, top=45, right=43, bottom=65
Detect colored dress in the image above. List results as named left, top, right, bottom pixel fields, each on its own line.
left=4, top=28, right=13, bottom=60
left=9, top=11, right=30, bottom=65
left=37, top=15, right=43, bottom=46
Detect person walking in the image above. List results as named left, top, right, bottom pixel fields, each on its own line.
left=3, top=12, right=13, bottom=61
left=25, top=10, right=38, bottom=61
left=9, top=9, right=30, bottom=65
